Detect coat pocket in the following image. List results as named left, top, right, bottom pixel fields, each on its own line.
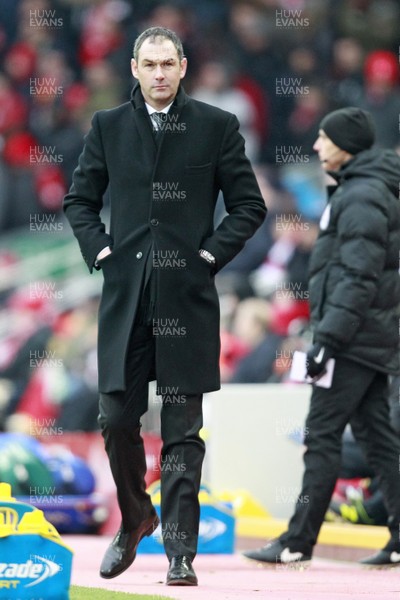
left=98, top=251, right=113, bottom=266
left=185, top=162, right=212, bottom=173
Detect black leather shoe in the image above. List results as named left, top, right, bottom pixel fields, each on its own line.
left=166, top=555, right=198, bottom=586
left=100, top=514, right=160, bottom=579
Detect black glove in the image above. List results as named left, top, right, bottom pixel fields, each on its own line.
left=306, top=343, right=334, bottom=379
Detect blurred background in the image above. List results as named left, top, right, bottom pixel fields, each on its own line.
left=0, top=0, right=398, bottom=537
left=0, top=0, right=400, bottom=430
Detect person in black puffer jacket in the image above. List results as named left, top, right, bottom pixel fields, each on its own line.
left=244, top=107, right=400, bottom=568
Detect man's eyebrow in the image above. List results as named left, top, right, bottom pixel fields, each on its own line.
left=142, top=57, right=177, bottom=64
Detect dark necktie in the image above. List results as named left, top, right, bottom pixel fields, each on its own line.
left=151, top=112, right=165, bottom=145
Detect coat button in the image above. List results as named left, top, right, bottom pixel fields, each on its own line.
left=150, top=219, right=159, bottom=226
left=136, top=252, right=143, bottom=259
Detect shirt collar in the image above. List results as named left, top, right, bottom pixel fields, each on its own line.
left=145, top=102, right=173, bottom=115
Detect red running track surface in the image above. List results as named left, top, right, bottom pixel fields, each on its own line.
left=68, top=535, right=400, bottom=600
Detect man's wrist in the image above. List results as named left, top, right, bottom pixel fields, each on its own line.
left=199, top=249, right=216, bottom=264
left=95, top=246, right=112, bottom=266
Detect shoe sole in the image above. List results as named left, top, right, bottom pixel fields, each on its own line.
left=360, top=563, right=400, bottom=570
left=242, top=555, right=311, bottom=570
left=100, top=516, right=160, bottom=579
left=166, top=579, right=198, bottom=586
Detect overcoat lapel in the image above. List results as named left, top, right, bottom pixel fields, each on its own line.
left=132, top=106, right=158, bottom=164
left=130, top=82, right=189, bottom=169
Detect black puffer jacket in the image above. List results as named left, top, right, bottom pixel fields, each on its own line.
left=308, top=148, right=400, bottom=374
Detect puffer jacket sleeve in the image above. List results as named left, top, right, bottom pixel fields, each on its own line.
left=315, top=181, right=389, bottom=350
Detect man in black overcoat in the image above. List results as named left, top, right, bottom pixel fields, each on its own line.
left=64, top=26, right=266, bottom=585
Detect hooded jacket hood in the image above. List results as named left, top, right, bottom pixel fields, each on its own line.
left=335, top=148, right=400, bottom=197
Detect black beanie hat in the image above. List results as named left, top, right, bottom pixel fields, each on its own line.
left=319, top=107, right=375, bottom=154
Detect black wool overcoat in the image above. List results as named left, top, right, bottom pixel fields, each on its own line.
left=64, top=84, right=267, bottom=394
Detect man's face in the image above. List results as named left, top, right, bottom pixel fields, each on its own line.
left=131, top=37, right=187, bottom=110
left=313, top=129, right=349, bottom=171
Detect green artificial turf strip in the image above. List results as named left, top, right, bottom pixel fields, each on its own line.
left=70, top=586, right=175, bottom=600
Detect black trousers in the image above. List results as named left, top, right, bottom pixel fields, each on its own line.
left=98, top=322, right=205, bottom=561
left=280, top=357, right=400, bottom=555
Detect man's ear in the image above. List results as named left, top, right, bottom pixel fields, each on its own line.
left=131, top=59, right=138, bottom=79
left=180, top=57, right=188, bottom=79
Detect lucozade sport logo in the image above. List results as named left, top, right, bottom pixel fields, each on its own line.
left=0, top=556, right=60, bottom=588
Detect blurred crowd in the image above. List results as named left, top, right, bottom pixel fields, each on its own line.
left=0, top=0, right=399, bottom=431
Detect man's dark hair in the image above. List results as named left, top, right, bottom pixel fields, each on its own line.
left=133, top=27, right=184, bottom=62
